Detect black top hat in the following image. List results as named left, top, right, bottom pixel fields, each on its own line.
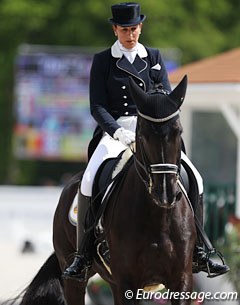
left=109, top=2, right=146, bottom=26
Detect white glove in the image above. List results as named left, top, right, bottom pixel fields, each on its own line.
left=113, top=127, right=135, bottom=146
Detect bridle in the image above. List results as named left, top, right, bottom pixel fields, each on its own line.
left=131, top=110, right=180, bottom=195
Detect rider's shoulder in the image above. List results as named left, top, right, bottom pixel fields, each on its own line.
left=94, top=48, right=111, bottom=60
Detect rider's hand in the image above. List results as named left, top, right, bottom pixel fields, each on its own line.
left=113, top=127, right=135, bottom=146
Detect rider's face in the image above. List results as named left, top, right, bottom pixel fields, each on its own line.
left=113, top=24, right=142, bottom=49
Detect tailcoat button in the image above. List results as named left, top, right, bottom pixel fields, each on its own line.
left=123, top=95, right=127, bottom=99
left=124, top=103, right=128, bottom=106
left=122, top=86, right=126, bottom=89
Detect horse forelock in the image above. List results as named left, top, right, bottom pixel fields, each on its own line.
left=149, top=115, right=182, bottom=136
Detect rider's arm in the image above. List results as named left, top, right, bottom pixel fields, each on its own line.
left=90, top=51, right=121, bottom=137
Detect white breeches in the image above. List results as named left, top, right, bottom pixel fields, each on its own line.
left=80, top=116, right=137, bottom=196
left=181, top=151, right=203, bottom=194
left=80, top=116, right=203, bottom=197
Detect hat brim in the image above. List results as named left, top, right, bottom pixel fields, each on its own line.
left=108, top=15, right=146, bottom=26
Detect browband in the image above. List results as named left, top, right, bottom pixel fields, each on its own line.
left=137, top=110, right=180, bottom=123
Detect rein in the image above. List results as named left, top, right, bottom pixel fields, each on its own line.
left=131, top=140, right=180, bottom=195
left=131, top=111, right=180, bottom=194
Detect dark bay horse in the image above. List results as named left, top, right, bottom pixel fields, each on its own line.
left=14, top=75, right=196, bottom=305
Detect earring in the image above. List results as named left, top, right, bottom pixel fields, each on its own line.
left=114, top=32, right=117, bottom=36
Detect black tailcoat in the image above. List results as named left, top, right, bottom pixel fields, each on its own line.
left=88, top=45, right=171, bottom=159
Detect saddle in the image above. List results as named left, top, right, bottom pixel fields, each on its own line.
left=92, top=152, right=199, bottom=220
left=179, top=161, right=199, bottom=212
left=68, top=155, right=198, bottom=228
left=68, top=148, right=133, bottom=227
left=91, top=148, right=133, bottom=226
left=90, top=149, right=133, bottom=270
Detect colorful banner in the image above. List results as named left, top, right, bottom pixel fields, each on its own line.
left=14, top=49, right=96, bottom=161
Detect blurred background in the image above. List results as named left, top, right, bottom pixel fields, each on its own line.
left=0, top=0, right=240, bottom=304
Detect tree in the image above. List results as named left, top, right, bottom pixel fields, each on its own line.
left=0, top=0, right=240, bottom=184
left=0, top=0, right=62, bottom=183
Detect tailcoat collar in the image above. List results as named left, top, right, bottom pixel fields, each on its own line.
left=111, top=40, right=148, bottom=58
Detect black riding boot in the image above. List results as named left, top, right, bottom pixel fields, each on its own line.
left=63, top=192, right=94, bottom=281
left=192, top=194, right=230, bottom=277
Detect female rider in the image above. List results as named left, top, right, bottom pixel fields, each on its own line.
left=63, top=2, right=229, bottom=281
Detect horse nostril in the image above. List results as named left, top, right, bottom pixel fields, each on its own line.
left=176, top=191, right=182, bottom=201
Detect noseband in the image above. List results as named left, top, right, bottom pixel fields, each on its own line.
left=132, top=110, right=180, bottom=195
left=150, top=164, right=179, bottom=175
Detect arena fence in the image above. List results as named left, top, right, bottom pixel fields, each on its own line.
left=204, top=184, right=236, bottom=243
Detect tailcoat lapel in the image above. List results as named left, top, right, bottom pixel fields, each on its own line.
left=112, top=40, right=148, bottom=85
left=116, top=55, right=147, bottom=78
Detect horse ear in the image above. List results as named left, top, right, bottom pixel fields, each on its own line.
left=168, top=75, right=188, bottom=107
left=128, top=77, right=148, bottom=108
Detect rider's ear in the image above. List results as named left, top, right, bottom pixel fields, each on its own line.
left=168, top=75, right=188, bottom=108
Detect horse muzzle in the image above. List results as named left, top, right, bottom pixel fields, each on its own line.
left=151, top=186, right=182, bottom=209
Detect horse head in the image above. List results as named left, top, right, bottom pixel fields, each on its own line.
left=129, top=75, right=187, bottom=208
